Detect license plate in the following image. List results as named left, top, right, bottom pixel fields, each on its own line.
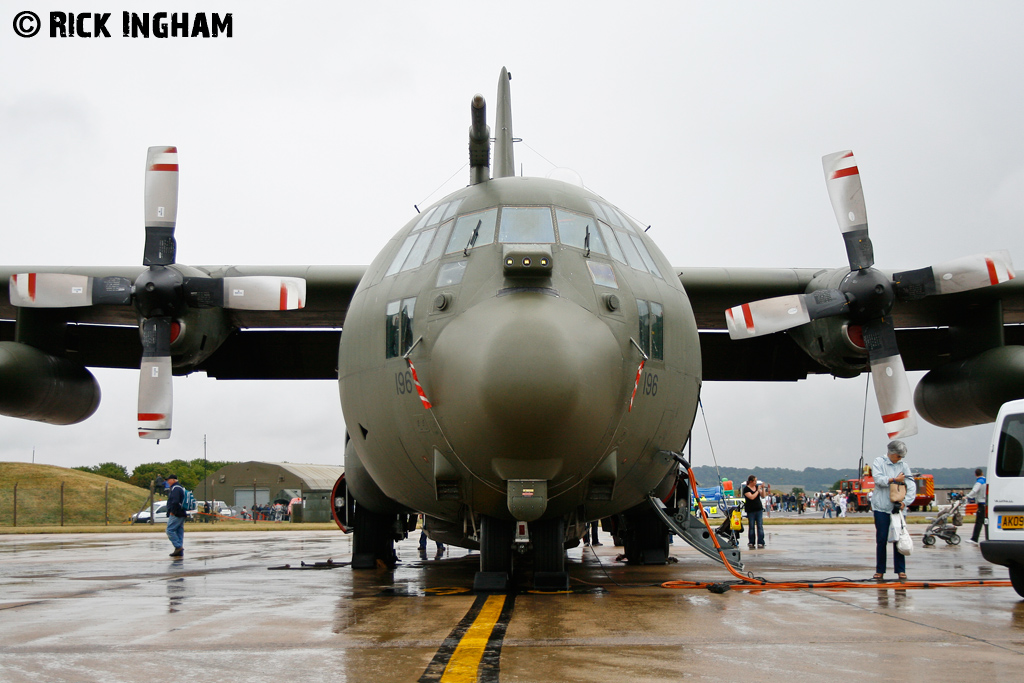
left=999, top=515, right=1024, bottom=530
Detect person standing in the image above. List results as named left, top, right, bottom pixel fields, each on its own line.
left=871, top=441, right=917, bottom=581
left=165, top=474, right=187, bottom=558
left=743, top=475, right=765, bottom=549
left=837, top=492, right=848, bottom=518
left=967, top=468, right=988, bottom=544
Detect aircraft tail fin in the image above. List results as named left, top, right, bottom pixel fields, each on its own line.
left=493, top=67, right=515, bottom=178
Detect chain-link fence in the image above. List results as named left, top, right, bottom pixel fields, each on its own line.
left=0, top=482, right=152, bottom=527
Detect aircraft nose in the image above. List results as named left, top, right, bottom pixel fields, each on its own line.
left=431, top=291, right=623, bottom=471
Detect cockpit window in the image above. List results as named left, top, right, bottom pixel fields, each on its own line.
left=440, top=198, right=464, bottom=222
left=385, top=297, right=416, bottom=359
left=447, top=208, right=497, bottom=254
left=436, top=260, right=467, bottom=287
left=587, top=261, right=617, bottom=288
left=596, top=221, right=626, bottom=265
left=587, top=200, right=610, bottom=224
left=556, top=209, right=607, bottom=254
left=637, top=299, right=664, bottom=361
left=423, top=220, right=454, bottom=263
left=385, top=234, right=419, bottom=277
left=412, top=205, right=439, bottom=232
left=628, top=233, right=663, bottom=279
left=615, top=228, right=649, bottom=272
left=499, top=207, right=555, bottom=243
left=412, top=199, right=464, bottom=233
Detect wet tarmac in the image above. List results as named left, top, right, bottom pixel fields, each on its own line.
left=1, top=522, right=1022, bottom=682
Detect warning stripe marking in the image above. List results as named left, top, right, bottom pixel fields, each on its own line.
left=628, top=359, right=646, bottom=412
left=407, top=357, right=433, bottom=409
left=882, top=410, right=910, bottom=425
left=831, top=165, right=859, bottom=179
left=419, top=593, right=514, bottom=683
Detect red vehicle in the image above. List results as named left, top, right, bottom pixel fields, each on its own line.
left=840, top=458, right=934, bottom=512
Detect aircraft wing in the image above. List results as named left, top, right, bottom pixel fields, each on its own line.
left=679, top=266, right=1024, bottom=381
left=0, top=265, right=366, bottom=379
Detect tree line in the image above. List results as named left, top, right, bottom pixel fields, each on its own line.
left=74, top=459, right=237, bottom=492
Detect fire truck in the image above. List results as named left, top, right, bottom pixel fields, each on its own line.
left=839, top=457, right=935, bottom=512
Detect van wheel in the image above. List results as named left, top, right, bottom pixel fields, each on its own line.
left=1010, top=566, right=1024, bottom=599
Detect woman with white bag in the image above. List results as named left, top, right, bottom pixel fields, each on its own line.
left=871, top=440, right=917, bottom=582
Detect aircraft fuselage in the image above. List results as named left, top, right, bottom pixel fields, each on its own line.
left=338, top=176, right=701, bottom=537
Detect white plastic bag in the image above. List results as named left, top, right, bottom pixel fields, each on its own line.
left=891, top=511, right=913, bottom=556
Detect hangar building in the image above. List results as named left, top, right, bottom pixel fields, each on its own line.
left=194, top=461, right=344, bottom=522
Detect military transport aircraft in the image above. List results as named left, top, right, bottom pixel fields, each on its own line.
left=2, top=69, right=1023, bottom=589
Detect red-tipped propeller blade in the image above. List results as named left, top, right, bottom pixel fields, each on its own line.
left=182, top=276, right=307, bottom=311
left=8, top=273, right=132, bottom=308
left=143, top=146, right=179, bottom=267
left=823, top=150, right=874, bottom=271
left=138, top=316, right=173, bottom=440
left=725, top=290, right=848, bottom=339
left=861, top=318, right=918, bottom=438
left=894, top=250, right=1015, bottom=300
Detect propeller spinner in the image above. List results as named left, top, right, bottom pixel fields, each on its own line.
left=8, top=146, right=306, bottom=440
left=725, top=150, right=1014, bottom=439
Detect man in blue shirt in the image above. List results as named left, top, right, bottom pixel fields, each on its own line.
left=165, top=474, right=187, bottom=558
left=871, top=441, right=916, bottom=581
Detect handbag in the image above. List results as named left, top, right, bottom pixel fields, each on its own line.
left=889, top=481, right=907, bottom=503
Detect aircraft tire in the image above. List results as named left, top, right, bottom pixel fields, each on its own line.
left=480, top=515, right=514, bottom=574
left=531, top=517, right=565, bottom=574
left=351, top=504, right=397, bottom=569
left=622, top=507, right=670, bottom=565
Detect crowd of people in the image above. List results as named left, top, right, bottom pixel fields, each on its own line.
left=239, top=503, right=290, bottom=521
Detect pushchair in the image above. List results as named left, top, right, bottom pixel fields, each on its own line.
left=714, top=503, right=743, bottom=547
left=922, top=497, right=965, bottom=546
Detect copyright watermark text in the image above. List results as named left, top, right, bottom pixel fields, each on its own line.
left=12, top=11, right=233, bottom=38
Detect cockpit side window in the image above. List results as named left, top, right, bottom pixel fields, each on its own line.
left=498, top=207, right=555, bottom=243
left=447, top=208, right=498, bottom=254
left=636, top=299, right=664, bottom=361
left=596, top=221, right=626, bottom=265
left=385, top=297, right=417, bottom=359
left=628, top=233, right=664, bottom=279
left=385, top=234, right=419, bottom=277
left=556, top=209, right=607, bottom=254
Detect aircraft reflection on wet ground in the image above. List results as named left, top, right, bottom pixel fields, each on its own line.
left=1, top=525, right=1023, bottom=682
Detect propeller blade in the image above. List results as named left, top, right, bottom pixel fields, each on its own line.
left=725, top=289, right=848, bottom=339
left=143, top=146, right=179, bottom=266
left=893, top=250, right=1015, bottom=300
left=9, top=273, right=132, bottom=308
left=823, top=150, right=874, bottom=271
left=183, top=276, right=306, bottom=311
left=138, top=316, right=173, bottom=440
left=862, top=318, right=918, bottom=438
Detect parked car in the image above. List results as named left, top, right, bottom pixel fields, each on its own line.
left=131, top=502, right=169, bottom=524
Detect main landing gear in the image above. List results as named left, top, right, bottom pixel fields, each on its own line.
left=350, top=504, right=413, bottom=569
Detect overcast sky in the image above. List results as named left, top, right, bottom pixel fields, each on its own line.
left=2, top=2, right=1022, bottom=475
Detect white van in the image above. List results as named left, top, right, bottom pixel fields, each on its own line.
left=981, top=398, right=1024, bottom=598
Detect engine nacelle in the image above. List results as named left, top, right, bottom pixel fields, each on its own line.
left=915, top=346, right=1024, bottom=428
left=786, top=268, right=868, bottom=377
left=0, top=342, right=100, bottom=425
left=344, top=439, right=408, bottom=515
